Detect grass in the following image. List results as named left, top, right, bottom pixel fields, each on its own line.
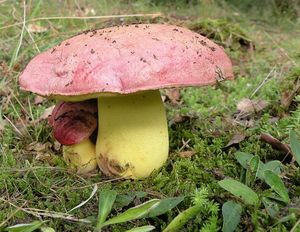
left=0, top=0, right=300, bottom=231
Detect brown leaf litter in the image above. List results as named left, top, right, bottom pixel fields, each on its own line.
left=225, top=133, right=246, bottom=148
left=177, top=150, right=197, bottom=158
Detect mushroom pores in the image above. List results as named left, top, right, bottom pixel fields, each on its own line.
left=19, top=24, right=233, bottom=178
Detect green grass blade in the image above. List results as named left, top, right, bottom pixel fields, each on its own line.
left=235, top=152, right=254, bottom=168
left=125, top=225, right=155, bottom=232
left=40, top=227, right=56, bottom=232
left=68, top=184, right=98, bottom=213
left=143, top=197, right=184, bottom=218
left=222, top=201, right=242, bottom=232
left=29, top=0, right=43, bottom=18
left=102, top=199, right=160, bottom=227
left=96, top=189, right=117, bottom=228
left=162, top=204, right=202, bottom=232
left=289, top=130, right=300, bottom=166
left=218, top=179, right=259, bottom=206
left=263, top=170, right=290, bottom=203
left=5, top=221, right=44, bottom=232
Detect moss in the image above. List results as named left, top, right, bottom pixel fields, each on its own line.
left=188, top=18, right=253, bottom=51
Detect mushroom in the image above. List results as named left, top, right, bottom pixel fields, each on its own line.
left=19, top=24, right=233, bottom=178
left=48, top=100, right=98, bottom=173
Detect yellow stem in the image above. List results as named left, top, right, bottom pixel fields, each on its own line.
left=96, top=90, right=169, bottom=179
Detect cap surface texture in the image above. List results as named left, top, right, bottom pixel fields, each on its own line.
left=19, top=24, right=233, bottom=97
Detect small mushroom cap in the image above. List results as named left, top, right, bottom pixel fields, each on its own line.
left=49, top=100, right=98, bottom=145
left=19, top=24, right=233, bottom=97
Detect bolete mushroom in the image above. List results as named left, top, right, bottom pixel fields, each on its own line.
left=19, top=24, right=233, bottom=178
left=48, top=100, right=98, bottom=173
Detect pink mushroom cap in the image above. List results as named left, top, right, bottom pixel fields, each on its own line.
left=19, top=24, right=233, bottom=97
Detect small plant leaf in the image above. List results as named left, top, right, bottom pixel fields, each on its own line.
left=96, top=189, right=117, bottom=228
left=125, top=225, right=155, bottom=232
left=235, top=152, right=253, bottom=168
left=144, top=197, right=184, bottom=218
left=218, top=179, right=259, bottom=205
left=235, top=152, right=281, bottom=179
left=225, top=133, right=246, bottom=148
left=262, top=197, right=279, bottom=218
left=290, top=130, right=300, bottom=165
left=40, top=227, right=56, bottom=232
left=264, top=192, right=288, bottom=203
left=263, top=170, right=290, bottom=203
left=5, top=221, right=44, bottom=232
left=222, top=201, right=242, bottom=232
left=115, top=194, right=136, bottom=209
left=163, top=204, right=202, bottom=232
left=102, top=199, right=160, bottom=227
left=246, top=155, right=260, bottom=186
left=261, top=161, right=281, bottom=176
left=249, top=156, right=260, bottom=173
left=272, top=213, right=297, bottom=226
left=115, top=191, right=148, bottom=209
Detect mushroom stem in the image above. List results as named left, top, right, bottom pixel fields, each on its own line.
left=63, top=138, right=97, bottom=174
left=96, top=90, right=169, bottom=178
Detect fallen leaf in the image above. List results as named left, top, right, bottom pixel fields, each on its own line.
left=237, top=98, right=268, bottom=113
left=225, top=133, right=246, bottom=148
left=26, top=142, right=55, bottom=162
left=169, top=113, right=198, bottom=126
left=280, top=91, right=292, bottom=109
left=27, top=23, right=48, bottom=33
left=233, top=98, right=268, bottom=128
left=172, top=114, right=190, bottom=123
left=164, top=88, right=182, bottom=105
left=33, top=105, right=55, bottom=123
left=280, top=78, right=300, bottom=109
left=231, top=116, right=255, bottom=128
left=26, top=141, right=52, bottom=152
left=178, top=150, right=197, bottom=158
left=0, top=79, right=10, bottom=96
left=35, top=152, right=53, bottom=162
left=53, top=141, right=61, bottom=151
left=34, top=95, right=45, bottom=105
left=0, top=118, right=8, bottom=134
